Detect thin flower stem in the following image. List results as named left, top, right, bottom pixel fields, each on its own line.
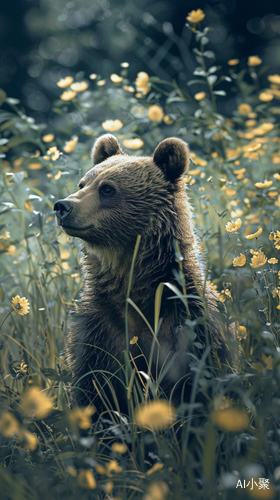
left=0, top=309, right=13, bottom=332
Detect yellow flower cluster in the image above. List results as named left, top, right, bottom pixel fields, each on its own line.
left=135, top=72, right=150, bottom=95
left=269, top=231, right=280, bottom=250
left=101, top=119, right=123, bottom=132
left=0, top=412, right=38, bottom=451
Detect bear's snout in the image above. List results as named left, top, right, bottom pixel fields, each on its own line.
left=54, top=199, right=73, bottom=222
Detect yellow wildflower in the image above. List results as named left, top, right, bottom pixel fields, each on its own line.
left=111, top=442, right=128, bottom=454
left=47, top=146, right=60, bottom=161
left=247, top=143, right=262, bottom=152
left=228, top=59, right=239, bottom=66
left=60, top=90, right=77, bottom=101
left=67, top=466, right=77, bottom=477
left=143, top=481, right=169, bottom=500
left=24, top=201, right=34, bottom=212
left=248, top=56, right=262, bottom=66
left=135, top=72, right=150, bottom=95
left=0, top=412, right=21, bottom=437
left=219, top=289, right=232, bottom=302
left=135, top=400, right=175, bottom=430
left=147, top=105, right=164, bottom=122
left=21, top=387, right=53, bottom=419
left=273, top=173, right=280, bottom=181
left=237, top=326, right=247, bottom=340
left=194, top=92, right=206, bottom=101
left=186, top=9, right=205, bottom=23
left=110, top=74, right=123, bottom=83
left=42, top=134, right=55, bottom=143
left=245, top=119, right=256, bottom=127
left=273, top=230, right=280, bottom=249
left=189, top=168, right=200, bottom=176
left=268, top=258, right=278, bottom=264
left=238, top=103, right=252, bottom=116
left=12, top=296, right=30, bottom=316
left=22, top=429, right=38, bottom=451
left=211, top=408, right=249, bottom=432
left=64, top=136, right=78, bottom=153
left=225, top=218, right=242, bottom=233
left=106, top=460, right=122, bottom=477
left=54, top=171, right=61, bottom=181
left=104, top=481, right=114, bottom=494
left=130, top=336, right=138, bottom=344
left=245, top=228, right=263, bottom=239
left=89, top=73, right=97, bottom=80
left=255, top=180, right=273, bottom=188
left=259, top=92, right=274, bottom=102
left=0, top=231, right=10, bottom=239
left=69, top=406, right=95, bottom=429
left=123, top=138, right=144, bottom=149
left=28, top=162, right=42, bottom=170
left=231, top=209, right=243, bottom=218
left=70, top=81, right=89, bottom=92
left=147, top=463, right=164, bottom=476
left=233, top=254, right=246, bottom=267
left=102, top=120, right=123, bottom=132
left=260, top=122, right=274, bottom=132
left=163, top=115, right=174, bottom=125
left=268, top=74, right=280, bottom=84
left=250, top=251, right=267, bottom=269
left=123, top=85, right=135, bottom=92
left=97, top=79, right=106, bottom=86
left=77, top=470, right=96, bottom=489
left=57, top=76, right=74, bottom=88
left=7, top=245, right=16, bottom=255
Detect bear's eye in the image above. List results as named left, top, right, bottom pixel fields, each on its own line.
left=78, top=181, right=85, bottom=189
left=99, top=184, right=115, bottom=196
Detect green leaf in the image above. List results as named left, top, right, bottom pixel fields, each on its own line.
left=6, top=97, right=20, bottom=105
left=187, top=79, right=208, bottom=86
left=207, top=75, right=217, bottom=86
left=0, top=89, right=7, bottom=107
left=213, top=90, right=226, bottom=96
left=0, top=285, right=4, bottom=302
left=12, top=171, right=25, bottom=184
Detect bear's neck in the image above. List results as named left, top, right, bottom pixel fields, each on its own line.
left=79, top=188, right=205, bottom=312
left=80, top=231, right=176, bottom=308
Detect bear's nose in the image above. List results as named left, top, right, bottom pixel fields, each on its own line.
left=54, top=199, right=73, bottom=220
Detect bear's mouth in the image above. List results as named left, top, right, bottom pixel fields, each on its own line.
left=57, top=220, right=95, bottom=232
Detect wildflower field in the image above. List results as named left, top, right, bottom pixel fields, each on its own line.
left=1, top=8, right=280, bottom=500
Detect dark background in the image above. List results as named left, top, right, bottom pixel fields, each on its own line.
left=1, top=0, right=280, bottom=121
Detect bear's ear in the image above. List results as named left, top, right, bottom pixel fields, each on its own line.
left=92, top=134, right=123, bottom=165
left=153, top=138, right=189, bottom=182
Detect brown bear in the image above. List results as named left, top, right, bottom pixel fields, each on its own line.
left=54, top=134, right=230, bottom=413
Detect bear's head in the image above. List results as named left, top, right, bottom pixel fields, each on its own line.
left=54, top=134, right=190, bottom=249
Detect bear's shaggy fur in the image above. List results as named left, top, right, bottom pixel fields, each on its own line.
left=54, top=134, right=230, bottom=412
